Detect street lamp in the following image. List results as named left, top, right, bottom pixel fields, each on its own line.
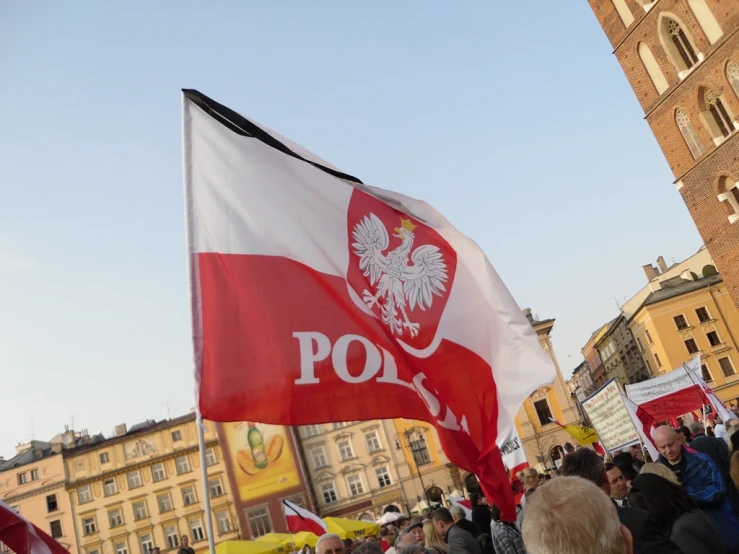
left=395, top=428, right=432, bottom=510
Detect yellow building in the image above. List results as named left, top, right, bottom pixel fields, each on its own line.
left=629, top=271, right=739, bottom=407
left=515, top=310, right=582, bottom=470
left=0, top=440, right=78, bottom=553
left=63, top=413, right=239, bottom=554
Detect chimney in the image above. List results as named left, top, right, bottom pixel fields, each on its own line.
left=657, top=256, right=668, bottom=274
left=643, top=264, right=659, bottom=281
left=114, top=424, right=127, bottom=437
left=523, top=308, right=534, bottom=324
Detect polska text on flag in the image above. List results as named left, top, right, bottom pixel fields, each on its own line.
left=182, top=90, right=556, bottom=521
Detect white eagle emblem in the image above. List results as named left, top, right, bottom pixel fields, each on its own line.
left=351, top=213, right=448, bottom=338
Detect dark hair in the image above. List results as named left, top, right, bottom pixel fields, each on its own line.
left=604, top=462, right=616, bottom=472
left=630, top=474, right=696, bottom=533
left=560, top=447, right=605, bottom=486
left=612, top=452, right=638, bottom=481
left=626, top=490, right=650, bottom=512
left=380, top=527, right=389, bottom=537
left=731, top=430, right=739, bottom=454
left=470, top=493, right=481, bottom=507
left=354, top=544, right=383, bottom=554
left=490, top=504, right=501, bottom=522
left=433, top=507, right=454, bottom=524
left=678, top=426, right=691, bottom=442
left=564, top=442, right=575, bottom=452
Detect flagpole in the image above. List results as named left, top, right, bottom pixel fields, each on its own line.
left=681, top=361, right=708, bottom=433
left=197, top=410, right=217, bottom=554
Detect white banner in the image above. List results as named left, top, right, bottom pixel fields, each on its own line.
left=582, top=380, right=639, bottom=453
left=498, top=426, right=528, bottom=471
left=624, top=356, right=702, bottom=405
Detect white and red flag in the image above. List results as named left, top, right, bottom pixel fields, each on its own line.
left=0, top=500, right=69, bottom=554
left=498, top=426, right=528, bottom=504
left=182, top=90, right=555, bottom=520
left=282, top=500, right=327, bottom=536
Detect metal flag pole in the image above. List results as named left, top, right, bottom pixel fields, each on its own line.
left=196, top=409, right=217, bottom=554
left=681, top=360, right=708, bottom=433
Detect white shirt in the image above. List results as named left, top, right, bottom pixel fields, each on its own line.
left=613, top=498, right=628, bottom=507
left=715, top=423, right=727, bottom=442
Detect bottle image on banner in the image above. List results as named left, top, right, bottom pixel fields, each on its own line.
left=248, top=422, right=269, bottom=469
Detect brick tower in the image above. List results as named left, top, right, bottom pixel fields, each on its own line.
left=588, top=0, right=739, bottom=308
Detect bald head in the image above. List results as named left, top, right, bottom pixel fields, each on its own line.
left=652, top=426, right=682, bottom=464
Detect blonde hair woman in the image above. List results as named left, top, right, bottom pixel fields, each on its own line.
left=639, top=462, right=680, bottom=484
left=519, top=467, right=540, bottom=508
left=423, top=520, right=447, bottom=554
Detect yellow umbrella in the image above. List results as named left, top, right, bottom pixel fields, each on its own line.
left=216, top=540, right=289, bottom=554
left=324, top=517, right=380, bottom=540
left=290, top=532, right=320, bottom=548
left=256, top=534, right=295, bottom=546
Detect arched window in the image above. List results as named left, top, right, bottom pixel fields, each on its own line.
left=703, top=89, right=736, bottom=142
left=612, top=0, right=634, bottom=27
left=702, top=265, right=718, bottom=277
left=688, top=0, right=723, bottom=45
left=638, top=42, right=669, bottom=94
left=727, top=61, right=739, bottom=98
left=676, top=109, right=705, bottom=158
left=718, top=177, right=739, bottom=224
left=661, top=17, right=700, bottom=74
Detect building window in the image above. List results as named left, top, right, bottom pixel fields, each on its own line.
left=728, top=61, right=739, bottom=98
left=176, top=456, right=191, bottom=475
left=88, top=550, right=100, bottom=554
left=127, top=470, right=142, bottom=489
left=46, top=494, right=58, bottom=513
left=674, top=315, right=689, bottom=330
left=696, top=307, right=711, bottom=322
left=645, top=359, right=652, bottom=374
left=133, top=501, right=148, bottom=521
left=209, top=478, right=224, bottom=498
left=321, top=482, right=338, bottom=504
left=246, top=506, right=272, bottom=538
left=707, top=331, right=722, bottom=347
left=676, top=109, right=706, bottom=158
left=346, top=474, right=364, bottom=496
left=157, top=492, right=173, bottom=513
left=78, top=485, right=92, bottom=504
left=311, top=446, right=329, bottom=469
left=337, top=439, right=354, bottom=461
left=365, top=431, right=382, bottom=453
left=17, top=473, right=26, bottom=485
left=688, top=0, right=723, bottom=44
left=205, top=448, right=217, bottom=466
left=82, top=517, right=97, bottom=536
left=645, top=330, right=654, bottom=344
left=285, top=493, right=305, bottom=509
left=375, top=466, right=392, bottom=488
left=637, top=338, right=644, bottom=351
left=171, top=430, right=183, bottom=442
left=216, top=511, right=233, bottom=534
left=409, top=434, right=431, bottom=466
left=103, top=478, right=118, bottom=496
left=165, top=527, right=179, bottom=549
left=704, top=89, right=735, bottom=141
left=612, top=0, right=634, bottom=27
left=333, top=422, right=348, bottom=430
left=182, top=486, right=197, bottom=506
left=190, top=519, right=206, bottom=542
left=30, top=469, right=39, bottom=481
left=99, top=453, right=110, bottom=464
left=718, top=357, right=736, bottom=377
left=114, top=542, right=128, bottom=554
left=663, top=17, right=700, bottom=71
left=701, top=363, right=713, bottom=382
left=718, top=177, right=739, bottom=224
left=50, top=520, right=62, bottom=539
left=151, top=463, right=166, bottom=482
left=140, top=534, right=153, bottom=554
left=109, top=508, right=124, bottom=528
left=638, top=42, right=669, bottom=94
left=685, top=338, right=699, bottom=354
left=655, top=353, right=662, bottom=368
left=533, top=399, right=554, bottom=426
left=303, top=425, right=321, bottom=437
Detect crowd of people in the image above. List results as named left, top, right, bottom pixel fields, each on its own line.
left=310, top=412, right=739, bottom=554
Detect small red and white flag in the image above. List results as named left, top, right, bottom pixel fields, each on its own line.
left=182, top=90, right=555, bottom=521
left=447, top=496, right=473, bottom=521
left=283, top=500, right=327, bottom=536
left=0, top=500, right=70, bottom=554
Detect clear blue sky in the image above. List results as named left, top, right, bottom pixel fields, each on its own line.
left=0, top=2, right=702, bottom=458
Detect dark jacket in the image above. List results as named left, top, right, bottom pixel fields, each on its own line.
left=455, top=518, right=481, bottom=539
left=670, top=509, right=728, bottom=554
left=690, top=433, right=731, bottom=476
left=614, top=503, right=683, bottom=554
left=470, top=506, right=492, bottom=541
left=445, top=524, right=482, bottom=554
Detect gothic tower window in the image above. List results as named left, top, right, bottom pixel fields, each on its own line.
left=703, top=89, right=735, bottom=142
left=661, top=17, right=700, bottom=74
left=727, top=61, right=739, bottom=99
left=675, top=108, right=705, bottom=158
left=718, top=176, right=739, bottom=224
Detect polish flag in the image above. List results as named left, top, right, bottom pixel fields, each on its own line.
left=0, top=500, right=70, bottom=554
left=182, top=90, right=555, bottom=521
left=282, top=500, right=327, bottom=536
left=622, top=395, right=659, bottom=461
left=498, top=427, right=528, bottom=504
left=447, top=497, right=473, bottom=521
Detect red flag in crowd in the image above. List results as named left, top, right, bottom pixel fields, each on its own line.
left=0, top=501, right=69, bottom=554
left=182, top=90, right=555, bottom=521
left=282, top=500, right=327, bottom=536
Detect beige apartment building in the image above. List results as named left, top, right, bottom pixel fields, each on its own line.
left=63, top=413, right=239, bottom=554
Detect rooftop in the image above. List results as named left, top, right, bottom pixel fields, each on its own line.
left=643, top=273, right=722, bottom=307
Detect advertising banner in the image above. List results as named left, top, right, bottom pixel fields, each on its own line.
left=581, top=379, right=639, bottom=453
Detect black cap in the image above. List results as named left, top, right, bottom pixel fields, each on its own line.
left=403, top=522, right=423, bottom=534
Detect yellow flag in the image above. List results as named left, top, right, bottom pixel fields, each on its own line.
left=563, top=424, right=599, bottom=445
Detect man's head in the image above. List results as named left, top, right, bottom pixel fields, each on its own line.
left=560, top=447, right=609, bottom=495
left=605, top=463, right=628, bottom=501
left=397, top=545, right=424, bottom=554
left=152, top=549, right=160, bottom=554
left=181, top=536, right=189, bottom=547
left=316, top=534, right=345, bottom=554
left=365, top=536, right=377, bottom=544
left=677, top=426, right=691, bottom=444
left=522, top=467, right=540, bottom=491
left=352, top=544, right=383, bottom=554
left=652, top=426, right=683, bottom=464
left=564, top=442, right=575, bottom=454
left=380, top=527, right=389, bottom=539
left=469, top=493, right=481, bottom=507
left=432, top=508, right=454, bottom=536
left=629, top=445, right=643, bottom=461
left=688, top=421, right=705, bottom=436
left=403, top=522, right=425, bottom=546
left=521, top=477, right=633, bottom=554
left=449, top=505, right=466, bottom=523
left=397, top=516, right=410, bottom=533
